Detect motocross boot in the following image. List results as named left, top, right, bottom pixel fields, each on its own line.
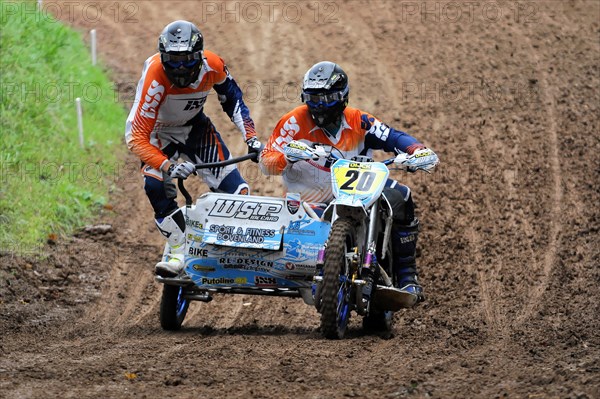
left=154, top=208, right=186, bottom=277
left=155, top=243, right=185, bottom=277
left=391, top=219, right=424, bottom=303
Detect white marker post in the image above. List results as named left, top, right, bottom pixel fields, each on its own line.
left=90, top=29, right=97, bottom=66
left=37, top=0, right=42, bottom=10
left=76, top=98, right=84, bottom=148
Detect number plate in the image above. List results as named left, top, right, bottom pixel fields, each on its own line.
left=331, top=159, right=389, bottom=208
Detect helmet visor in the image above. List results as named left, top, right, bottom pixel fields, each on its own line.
left=301, top=91, right=345, bottom=107
left=161, top=52, right=202, bottom=69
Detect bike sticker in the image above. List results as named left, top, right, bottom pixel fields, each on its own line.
left=286, top=192, right=301, bottom=215
left=254, top=276, right=277, bottom=287
left=208, top=199, right=282, bottom=222
left=199, top=277, right=247, bottom=285
left=192, top=265, right=216, bottom=272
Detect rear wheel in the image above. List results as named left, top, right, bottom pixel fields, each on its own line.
left=320, top=218, right=356, bottom=339
left=160, top=284, right=190, bottom=330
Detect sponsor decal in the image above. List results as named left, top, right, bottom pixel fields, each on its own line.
left=209, top=225, right=276, bottom=244
left=188, top=247, right=208, bottom=257
left=414, top=150, right=433, bottom=158
left=222, top=249, right=253, bottom=258
left=254, top=276, right=277, bottom=286
left=223, top=264, right=272, bottom=273
left=287, top=141, right=306, bottom=150
left=275, top=116, right=300, bottom=147
left=286, top=239, right=303, bottom=258
left=286, top=192, right=301, bottom=215
left=182, top=97, right=206, bottom=111
left=140, top=80, right=164, bottom=119
left=192, top=265, right=216, bottom=272
left=285, top=262, right=315, bottom=271
left=208, top=199, right=282, bottom=222
left=348, top=162, right=372, bottom=170
left=399, top=234, right=416, bottom=244
left=282, top=274, right=311, bottom=281
left=201, top=277, right=247, bottom=285
left=185, top=216, right=203, bottom=230
left=287, top=200, right=300, bottom=215
left=218, top=258, right=274, bottom=267
left=287, top=220, right=315, bottom=236
left=187, top=233, right=204, bottom=242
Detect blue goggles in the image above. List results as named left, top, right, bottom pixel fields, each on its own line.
left=161, top=52, right=202, bottom=69
left=301, top=91, right=345, bottom=107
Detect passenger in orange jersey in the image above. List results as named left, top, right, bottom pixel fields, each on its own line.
left=260, top=61, right=440, bottom=301
left=125, top=20, right=263, bottom=277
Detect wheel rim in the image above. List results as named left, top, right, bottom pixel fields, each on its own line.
left=176, top=287, right=188, bottom=318
left=337, top=275, right=351, bottom=330
left=320, top=217, right=356, bottom=339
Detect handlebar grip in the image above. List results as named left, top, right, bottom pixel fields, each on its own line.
left=178, top=153, right=257, bottom=206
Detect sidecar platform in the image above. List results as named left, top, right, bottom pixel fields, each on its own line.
left=155, top=275, right=314, bottom=304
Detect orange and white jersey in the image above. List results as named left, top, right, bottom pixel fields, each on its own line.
left=125, top=50, right=256, bottom=170
left=260, top=105, right=423, bottom=204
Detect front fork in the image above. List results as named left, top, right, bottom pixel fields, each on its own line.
left=355, top=200, right=380, bottom=315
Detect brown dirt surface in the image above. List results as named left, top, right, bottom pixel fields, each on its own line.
left=1, top=1, right=599, bottom=398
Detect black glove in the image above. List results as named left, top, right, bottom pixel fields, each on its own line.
left=246, top=137, right=264, bottom=163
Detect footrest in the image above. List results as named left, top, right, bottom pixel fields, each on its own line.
left=155, top=275, right=192, bottom=286
left=372, top=285, right=418, bottom=311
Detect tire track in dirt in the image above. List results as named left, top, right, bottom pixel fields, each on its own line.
left=511, top=14, right=563, bottom=328
left=462, top=133, right=506, bottom=334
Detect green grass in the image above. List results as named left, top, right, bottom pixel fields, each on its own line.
left=0, top=0, right=126, bottom=253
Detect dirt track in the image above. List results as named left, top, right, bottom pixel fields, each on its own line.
left=1, top=1, right=599, bottom=398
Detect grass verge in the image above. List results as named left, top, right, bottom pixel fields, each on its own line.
left=0, top=0, right=126, bottom=253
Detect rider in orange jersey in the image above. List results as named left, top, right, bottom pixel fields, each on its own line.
left=125, top=20, right=263, bottom=277
left=260, top=61, right=439, bottom=301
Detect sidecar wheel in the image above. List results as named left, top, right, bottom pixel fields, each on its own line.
left=160, top=284, right=190, bottom=330
left=363, top=310, right=394, bottom=333
left=320, top=218, right=355, bottom=339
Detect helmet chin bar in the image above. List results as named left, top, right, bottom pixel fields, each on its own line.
left=165, top=63, right=201, bottom=88
left=309, top=107, right=342, bottom=137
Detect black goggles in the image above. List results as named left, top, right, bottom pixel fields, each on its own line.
left=301, top=91, right=345, bottom=105
left=161, top=52, right=202, bottom=68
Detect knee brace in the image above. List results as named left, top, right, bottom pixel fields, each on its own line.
left=382, top=184, right=416, bottom=225
left=155, top=208, right=186, bottom=247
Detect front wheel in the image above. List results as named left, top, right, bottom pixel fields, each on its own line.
left=160, top=284, right=190, bottom=330
left=319, top=218, right=356, bottom=339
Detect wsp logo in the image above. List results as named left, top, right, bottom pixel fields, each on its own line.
left=208, top=199, right=282, bottom=222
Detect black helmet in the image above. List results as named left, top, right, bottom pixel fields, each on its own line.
left=301, top=61, right=349, bottom=130
left=158, top=20, right=204, bottom=88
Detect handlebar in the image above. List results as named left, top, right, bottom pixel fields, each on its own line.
left=177, top=152, right=258, bottom=206
left=309, top=143, right=436, bottom=171
left=193, top=152, right=257, bottom=170
left=313, top=144, right=397, bottom=166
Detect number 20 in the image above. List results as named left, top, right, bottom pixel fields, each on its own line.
left=340, top=170, right=376, bottom=191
